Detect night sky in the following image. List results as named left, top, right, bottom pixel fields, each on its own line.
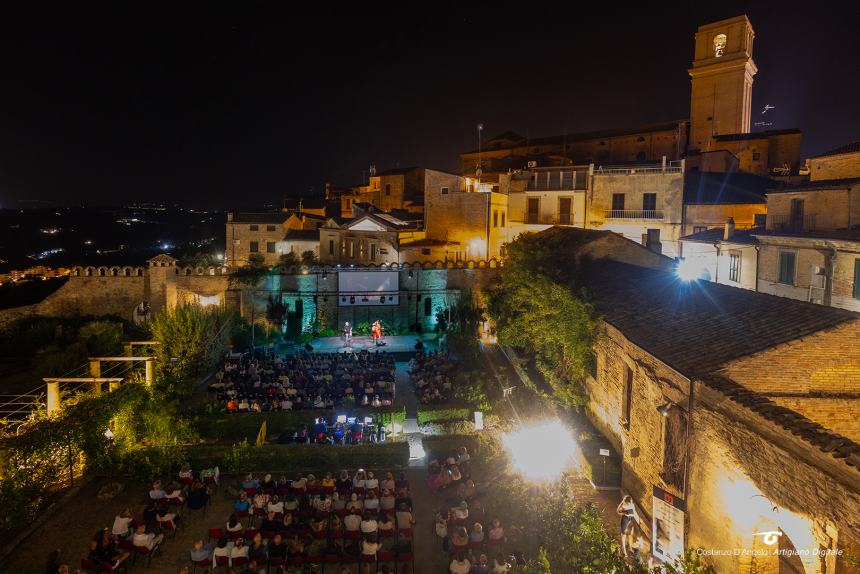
left=0, top=1, right=857, bottom=209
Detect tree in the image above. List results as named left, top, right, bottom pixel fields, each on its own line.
left=265, top=295, right=288, bottom=333
left=231, top=253, right=269, bottom=286
left=300, top=250, right=318, bottom=265
left=78, top=320, right=123, bottom=357
left=180, top=252, right=221, bottom=268
left=487, top=234, right=597, bottom=407
left=277, top=252, right=299, bottom=268
left=149, top=304, right=237, bottom=397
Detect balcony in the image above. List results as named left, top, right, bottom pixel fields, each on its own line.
left=593, top=161, right=684, bottom=175
left=604, top=210, right=664, bottom=220
left=768, top=214, right=817, bottom=233
left=525, top=169, right=587, bottom=191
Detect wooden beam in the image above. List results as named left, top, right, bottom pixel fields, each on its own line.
left=43, top=377, right=124, bottom=383
left=88, top=357, right=157, bottom=361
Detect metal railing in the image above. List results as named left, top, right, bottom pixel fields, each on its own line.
left=768, top=214, right=817, bottom=233
left=525, top=170, right=587, bottom=191
left=604, top=210, right=664, bottom=220
left=594, top=161, right=683, bottom=175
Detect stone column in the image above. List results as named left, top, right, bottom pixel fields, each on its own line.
left=89, top=360, right=102, bottom=394
left=46, top=381, right=61, bottom=415
left=145, top=359, right=154, bottom=387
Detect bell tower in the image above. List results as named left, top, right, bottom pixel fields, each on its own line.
left=688, top=15, right=757, bottom=151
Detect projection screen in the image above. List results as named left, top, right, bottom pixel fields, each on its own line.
left=337, top=270, right=400, bottom=306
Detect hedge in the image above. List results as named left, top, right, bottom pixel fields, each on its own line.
left=184, top=442, right=409, bottom=472
left=421, top=434, right=483, bottom=462
left=194, top=406, right=406, bottom=443
left=416, top=405, right=472, bottom=425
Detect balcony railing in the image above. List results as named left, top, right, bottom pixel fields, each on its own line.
left=768, top=214, right=816, bottom=233
left=604, top=210, right=664, bottom=220
left=594, top=161, right=683, bottom=176
left=525, top=170, right=587, bottom=191
left=512, top=213, right=576, bottom=225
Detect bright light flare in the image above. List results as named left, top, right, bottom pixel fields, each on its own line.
left=675, top=258, right=700, bottom=281
left=502, top=420, right=580, bottom=482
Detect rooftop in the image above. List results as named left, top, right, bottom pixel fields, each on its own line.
left=683, top=171, right=772, bottom=204
left=464, top=120, right=687, bottom=154
left=570, top=259, right=859, bottom=377
left=809, top=141, right=860, bottom=159
left=283, top=229, right=320, bottom=241
left=766, top=177, right=860, bottom=193
left=681, top=226, right=760, bottom=245
left=712, top=128, right=801, bottom=142
left=229, top=212, right=288, bottom=224
left=752, top=228, right=860, bottom=242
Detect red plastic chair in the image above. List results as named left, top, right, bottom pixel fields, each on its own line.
left=378, top=549, right=396, bottom=565
left=470, top=541, right=484, bottom=552
left=158, top=518, right=178, bottom=538
left=208, top=527, right=224, bottom=541
left=244, top=487, right=257, bottom=497
left=396, top=551, right=414, bottom=569
left=214, top=555, right=230, bottom=568
left=226, top=529, right=243, bottom=541
left=180, top=476, right=193, bottom=486
left=261, top=530, right=277, bottom=540
left=397, top=527, right=413, bottom=541
left=232, top=556, right=248, bottom=568
left=323, top=485, right=335, bottom=495
left=190, top=557, right=210, bottom=573
left=80, top=558, right=99, bottom=574
left=379, top=527, right=395, bottom=540
left=245, top=528, right=259, bottom=540
left=268, top=557, right=285, bottom=571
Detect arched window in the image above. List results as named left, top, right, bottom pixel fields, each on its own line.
left=713, top=34, right=727, bottom=57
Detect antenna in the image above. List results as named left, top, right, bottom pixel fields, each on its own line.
left=476, top=123, right=484, bottom=177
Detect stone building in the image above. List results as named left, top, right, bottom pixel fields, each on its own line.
left=678, top=223, right=760, bottom=290
left=460, top=122, right=687, bottom=182
left=339, top=166, right=463, bottom=217
left=225, top=211, right=333, bottom=267
left=807, top=142, right=860, bottom=181
left=755, top=178, right=860, bottom=311
left=424, top=183, right=510, bottom=261
left=585, top=162, right=686, bottom=258
left=545, top=227, right=860, bottom=573
left=505, top=166, right=588, bottom=236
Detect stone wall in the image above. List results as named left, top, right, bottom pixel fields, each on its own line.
left=766, top=187, right=859, bottom=232
left=682, top=203, right=766, bottom=236
left=586, top=318, right=860, bottom=573
left=769, top=396, right=860, bottom=442
left=38, top=275, right=147, bottom=319
left=425, top=189, right=508, bottom=259
left=810, top=150, right=860, bottom=181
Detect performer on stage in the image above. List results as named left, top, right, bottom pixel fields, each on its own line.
left=343, top=321, right=352, bottom=344
left=372, top=320, right=385, bottom=346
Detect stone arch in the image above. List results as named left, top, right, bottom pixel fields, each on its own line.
left=446, top=261, right=455, bottom=269
left=208, top=266, right=215, bottom=275
left=185, top=268, right=192, bottom=276
left=488, top=258, right=498, bottom=268
left=110, top=267, right=119, bottom=276
left=98, top=267, right=107, bottom=277
left=74, top=268, right=81, bottom=277
left=123, top=267, right=132, bottom=276
left=136, top=268, right=144, bottom=276
left=477, top=260, right=487, bottom=269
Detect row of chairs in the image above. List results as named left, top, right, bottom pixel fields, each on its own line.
left=192, top=549, right=415, bottom=573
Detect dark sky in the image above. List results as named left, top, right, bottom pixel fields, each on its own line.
left=0, top=1, right=857, bottom=209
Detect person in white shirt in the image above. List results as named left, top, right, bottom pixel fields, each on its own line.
left=267, top=495, right=284, bottom=514
left=361, top=535, right=379, bottom=558
left=451, top=500, right=469, bottom=521
left=132, top=524, right=163, bottom=551
left=360, top=512, right=378, bottom=534
left=449, top=553, right=471, bottom=574
left=346, top=493, right=363, bottom=512
left=379, top=489, right=395, bottom=511
left=491, top=554, right=510, bottom=574
left=364, top=492, right=380, bottom=511
left=212, top=537, right=231, bottom=568
left=111, top=509, right=133, bottom=538
left=364, top=471, right=379, bottom=491
left=353, top=470, right=366, bottom=489
left=230, top=538, right=249, bottom=562
left=343, top=510, right=361, bottom=532
left=148, top=480, right=166, bottom=500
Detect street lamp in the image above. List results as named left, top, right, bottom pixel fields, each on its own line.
left=501, top=419, right=580, bottom=482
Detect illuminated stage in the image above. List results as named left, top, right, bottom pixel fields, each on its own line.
left=308, top=334, right=439, bottom=355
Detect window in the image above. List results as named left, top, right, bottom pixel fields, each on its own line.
left=441, top=186, right=449, bottom=195
left=249, top=224, right=259, bottom=231
left=249, top=241, right=259, bottom=253
left=371, top=179, right=379, bottom=191
left=790, top=198, right=805, bottom=230
left=778, top=251, right=796, bottom=285
left=752, top=151, right=761, bottom=161
left=424, top=297, right=432, bottom=317
left=622, top=365, right=633, bottom=431
left=328, top=239, right=334, bottom=256
left=693, top=226, right=707, bottom=234
left=642, top=193, right=657, bottom=212
left=421, top=248, right=431, bottom=255
left=611, top=193, right=625, bottom=211
left=348, top=240, right=355, bottom=258
left=501, top=212, right=505, bottom=227
left=713, top=33, right=727, bottom=57
left=854, top=259, right=860, bottom=299
left=493, top=211, right=498, bottom=228
left=728, top=251, right=740, bottom=282
left=266, top=225, right=276, bottom=231
left=370, top=244, right=377, bottom=261
left=385, top=183, right=391, bottom=196
left=266, top=241, right=275, bottom=253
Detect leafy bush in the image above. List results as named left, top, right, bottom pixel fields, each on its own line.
left=417, top=406, right=471, bottom=425
left=78, top=320, right=124, bottom=356
left=185, top=442, right=409, bottom=472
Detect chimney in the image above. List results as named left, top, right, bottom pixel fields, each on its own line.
left=298, top=198, right=303, bottom=213
left=369, top=164, right=377, bottom=177
left=724, top=217, right=735, bottom=240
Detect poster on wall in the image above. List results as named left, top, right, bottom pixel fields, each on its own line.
left=652, top=486, right=685, bottom=563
